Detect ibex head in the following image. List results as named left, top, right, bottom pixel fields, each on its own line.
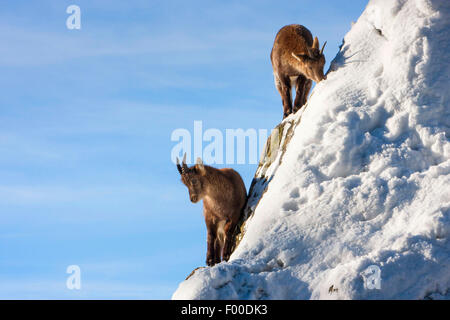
left=176, top=154, right=206, bottom=203
left=292, top=37, right=327, bottom=83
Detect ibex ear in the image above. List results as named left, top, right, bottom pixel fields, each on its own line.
left=196, top=157, right=206, bottom=175
left=312, top=36, right=319, bottom=49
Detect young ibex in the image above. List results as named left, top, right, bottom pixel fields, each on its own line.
left=271, top=24, right=327, bottom=118
left=176, top=154, right=247, bottom=266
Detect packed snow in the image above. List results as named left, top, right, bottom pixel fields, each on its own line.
left=173, top=0, right=450, bottom=299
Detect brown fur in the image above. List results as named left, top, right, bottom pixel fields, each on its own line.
left=271, top=24, right=327, bottom=118
left=177, top=157, right=247, bottom=266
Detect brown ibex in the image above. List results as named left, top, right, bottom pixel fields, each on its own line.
left=176, top=154, right=247, bottom=266
left=271, top=24, right=327, bottom=118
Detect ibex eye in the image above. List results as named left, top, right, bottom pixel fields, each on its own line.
left=191, top=179, right=198, bottom=185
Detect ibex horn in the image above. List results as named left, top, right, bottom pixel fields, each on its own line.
left=176, top=153, right=188, bottom=175
left=182, top=153, right=188, bottom=173
left=320, top=41, right=327, bottom=55
left=176, top=157, right=183, bottom=175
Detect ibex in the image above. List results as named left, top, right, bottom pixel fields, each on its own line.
left=271, top=24, right=327, bottom=118
left=176, top=154, right=247, bottom=266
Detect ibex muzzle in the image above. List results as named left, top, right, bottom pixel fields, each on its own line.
left=176, top=154, right=247, bottom=266
left=271, top=24, right=327, bottom=118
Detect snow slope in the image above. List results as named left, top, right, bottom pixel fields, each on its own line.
left=173, top=0, right=450, bottom=299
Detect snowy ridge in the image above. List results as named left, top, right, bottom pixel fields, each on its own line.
left=173, top=0, right=450, bottom=299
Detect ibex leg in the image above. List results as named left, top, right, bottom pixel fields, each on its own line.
left=222, top=220, right=236, bottom=262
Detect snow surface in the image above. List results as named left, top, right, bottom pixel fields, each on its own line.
left=173, top=0, right=450, bottom=300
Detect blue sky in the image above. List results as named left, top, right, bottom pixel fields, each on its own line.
left=0, top=0, right=367, bottom=299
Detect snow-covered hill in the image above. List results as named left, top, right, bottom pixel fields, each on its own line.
left=173, top=0, right=450, bottom=299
